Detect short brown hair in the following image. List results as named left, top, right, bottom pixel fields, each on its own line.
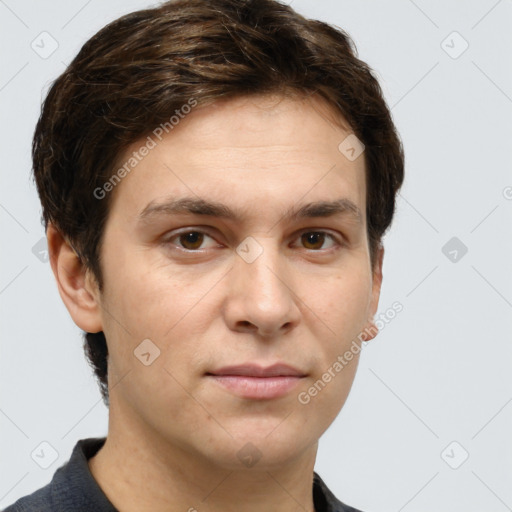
left=32, top=0, right=404, bottom=404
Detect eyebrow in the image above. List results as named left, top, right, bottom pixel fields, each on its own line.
left=137, top=196, right=362, bottom=225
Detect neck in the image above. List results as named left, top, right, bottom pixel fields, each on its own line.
left=88, top=400, right=318, bottom=512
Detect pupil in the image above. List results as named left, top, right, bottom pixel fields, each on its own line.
left=182, top=232, right=203, bottom=248
left=186, top=233, right=199, bottom=242
left=304, top=232, right=324, bottom=249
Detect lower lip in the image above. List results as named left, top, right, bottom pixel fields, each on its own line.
left=208, top=375, right=303, bottom=399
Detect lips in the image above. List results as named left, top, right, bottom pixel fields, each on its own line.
left=206, top=363, right=306, bottom=400
left=207, top=363, right=306, bottom=378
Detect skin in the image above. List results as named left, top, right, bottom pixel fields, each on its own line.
left=48, top=93, right=383, bottom=512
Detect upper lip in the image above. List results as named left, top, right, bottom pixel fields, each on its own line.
left=207, top=363, right=306, bottom=378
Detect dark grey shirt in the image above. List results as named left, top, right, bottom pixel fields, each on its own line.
left=3, top=438, right=363, bottom=512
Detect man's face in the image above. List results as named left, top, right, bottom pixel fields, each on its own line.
left=92, top=94, right=382, bottom=469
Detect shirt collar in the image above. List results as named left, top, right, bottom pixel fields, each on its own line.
left=52, top=437, right=360, bottom=512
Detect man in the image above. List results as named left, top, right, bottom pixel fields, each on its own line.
left=5, top=0, right=403, bottom=510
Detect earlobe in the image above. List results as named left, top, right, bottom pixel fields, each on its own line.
left=360, top=318, right=379, bottom=343
left=47, top=223, right=103, bottom=333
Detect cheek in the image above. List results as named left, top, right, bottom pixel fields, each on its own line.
left=290, top=267, right=371, bottom=422
left=99, top=262, right=209, bottom=426
left=102, top=246, right=208, bottom=332
left=293, top=349, right=361, bottom=444
left=99, top=246, right=227, bottom=391
left=310, top=266, right=372, bottom=339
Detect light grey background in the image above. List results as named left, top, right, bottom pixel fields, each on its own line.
left=1, top=1, right=511, bottom=510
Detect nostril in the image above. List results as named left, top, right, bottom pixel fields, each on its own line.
left=237, top=320, right=255, bottom=331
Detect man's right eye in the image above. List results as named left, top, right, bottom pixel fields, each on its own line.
left=165, top=229, right=220, bottom=252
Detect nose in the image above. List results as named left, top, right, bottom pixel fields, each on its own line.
left=222, top=240, right=301, bottom=338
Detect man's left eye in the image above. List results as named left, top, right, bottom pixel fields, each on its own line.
left=298, top=231, right=338, bottom=251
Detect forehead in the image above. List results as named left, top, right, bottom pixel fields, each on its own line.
left=107, top=94, right=367, bottom=226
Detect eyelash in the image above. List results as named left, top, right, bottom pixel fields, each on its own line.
left=163, top=228, right=345, bottom=254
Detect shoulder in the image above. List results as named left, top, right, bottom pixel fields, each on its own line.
left=2, top=482, right=54, bottom=511
left=313, top=472, right=366, bottom=512
left=2, top=438, right=114, bottom=512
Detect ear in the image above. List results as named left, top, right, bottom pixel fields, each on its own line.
left=361, top=245, right=384, bottom=343
left=47, top=223, right=103, bottom=333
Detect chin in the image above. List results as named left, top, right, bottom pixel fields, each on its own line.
left=211, top=442, right=310, bottom=472
left=212, top=425, right=317, bottom=471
